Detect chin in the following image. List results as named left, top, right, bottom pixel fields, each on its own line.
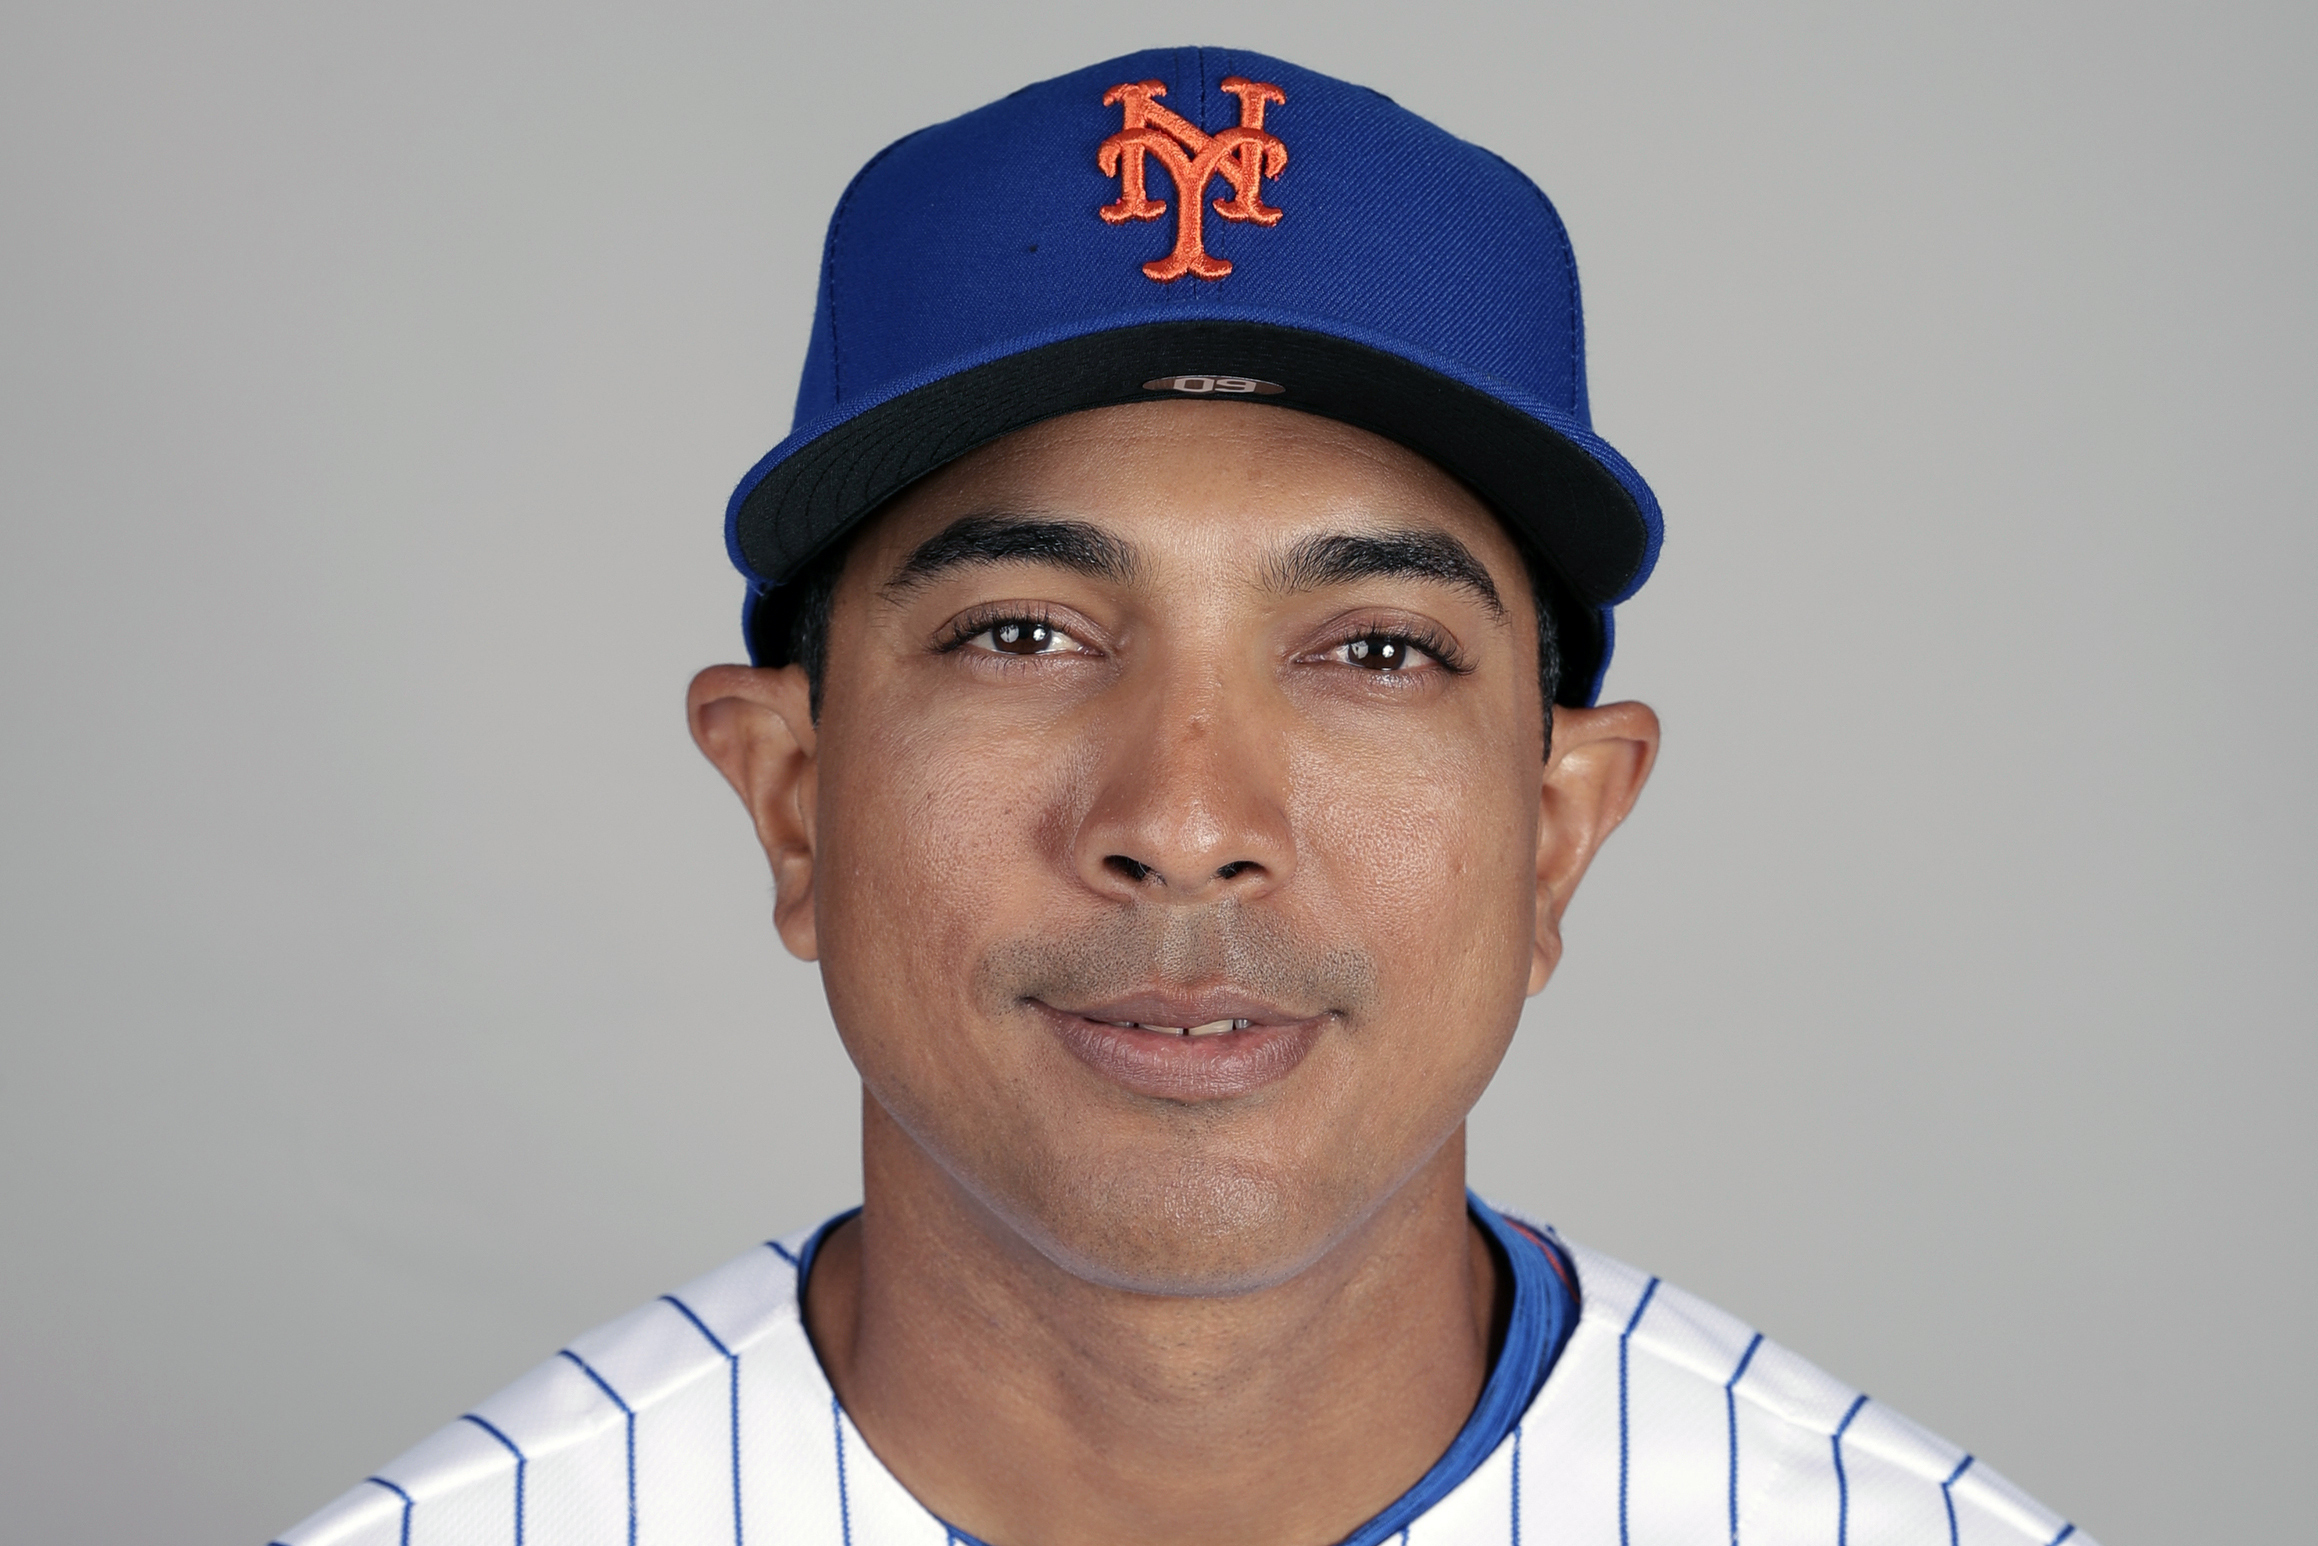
left=991, top=1145, right=1381, bottom=1298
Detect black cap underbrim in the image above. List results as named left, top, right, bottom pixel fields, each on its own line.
left=732, top=320, right=1651, bottom=704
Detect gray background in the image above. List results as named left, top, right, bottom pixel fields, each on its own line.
left=3, top=2, right=2310, bottom=1542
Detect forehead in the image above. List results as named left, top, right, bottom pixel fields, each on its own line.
left=848, top=399, right=1527, bottom=578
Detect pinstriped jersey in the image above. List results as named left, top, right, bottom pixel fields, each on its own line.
left=272, top=1217, right=2091, bottom=1546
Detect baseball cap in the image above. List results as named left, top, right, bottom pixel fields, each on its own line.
left=725, top=45, right=1662, bottom=704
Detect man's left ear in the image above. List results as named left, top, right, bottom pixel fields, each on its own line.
left=1529, top=701, right=1660, bottom=994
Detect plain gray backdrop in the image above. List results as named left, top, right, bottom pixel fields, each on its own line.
left=3, top=3, right=2310, bottom=1542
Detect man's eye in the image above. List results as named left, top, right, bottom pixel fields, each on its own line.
left=967, top=618, right=1075, bottom=656
left=1337, top=633, right=1435, bottom=672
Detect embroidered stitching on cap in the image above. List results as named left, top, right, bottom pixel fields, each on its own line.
left=1098, top=77, right=1286, bottom=282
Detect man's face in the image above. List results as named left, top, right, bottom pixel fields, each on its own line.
left=730, top=401, right=1622, bottom=1295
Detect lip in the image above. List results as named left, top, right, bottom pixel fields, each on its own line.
left=1032, top=992, right=1329, bottom=1102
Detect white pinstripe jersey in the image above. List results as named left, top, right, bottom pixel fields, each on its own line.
left=273, top=1215, right=2092, bottom=1546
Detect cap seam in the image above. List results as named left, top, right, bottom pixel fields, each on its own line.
left=1473, top=145, right=1585, bottom=420
left=822, top=129, right=928, bottom=408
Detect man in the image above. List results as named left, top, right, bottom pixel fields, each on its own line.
left=275, top=47, right=2090, bottom=1546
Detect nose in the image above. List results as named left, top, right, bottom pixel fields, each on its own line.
left=1073, top=674, right=1296, bottom=903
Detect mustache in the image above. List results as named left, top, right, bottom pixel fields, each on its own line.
left=978, top=903, right=1378, bottom=1019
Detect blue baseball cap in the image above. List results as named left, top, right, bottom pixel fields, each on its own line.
left=725, top=45, right=1662, bottom=704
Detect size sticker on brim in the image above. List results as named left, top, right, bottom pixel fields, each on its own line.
left=1142, top=375, right=1287, bottom=395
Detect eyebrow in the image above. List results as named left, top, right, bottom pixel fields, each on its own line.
left=883, top=514, right=1140, bottom=596
left=1262, top=528, right=1506, bottom=617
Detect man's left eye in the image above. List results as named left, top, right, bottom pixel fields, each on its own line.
left=1336, top=633, right=1434, bottom=671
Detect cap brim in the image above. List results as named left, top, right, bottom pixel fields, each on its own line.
left=729, top=319, right=1658, bottom=704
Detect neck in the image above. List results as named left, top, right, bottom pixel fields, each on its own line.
left=804, top=1094, right=1499, bottom=1546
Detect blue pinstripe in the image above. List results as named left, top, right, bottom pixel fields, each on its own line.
left=1723, top=1331, right=1764, bottom=1545
left=1831, top=1394, right=1869, bottom=1546
left=2048, top=1527, right=2077, bottom=1544
left=833, top=1394, right=856, bottom=1546
left=663, top=1295, right=744, bottom=1545
left=767, top=1239, right=801, bottom=1269
left=1941, top=1454, right=1975, bottom=1546
left=561, top=1349, right=638, bottom=1546
left=363, top=1476, right=413, bottom=1546
left=1616, top=1276, right=1661, bottom=1546
left=462, top=1414, right=527, bottom=1546
left=1509, top=1424, right=1523, bottom=1546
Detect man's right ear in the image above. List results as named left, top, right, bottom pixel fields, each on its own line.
left=688, top=664, right=820, bottom=961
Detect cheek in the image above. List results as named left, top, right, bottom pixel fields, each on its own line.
left=1267, top=715, right=1538, bottom=1169
left=1285, top=719, right=1539, bottom=998
left=807, top=692, right=1081, bottom=1075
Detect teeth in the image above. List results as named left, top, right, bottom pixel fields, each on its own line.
left=1132, top=1019, right=1253, bottom=1036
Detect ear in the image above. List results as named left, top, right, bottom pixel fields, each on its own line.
left=688, top=664, right=821, bottom=961
left=1528, top=700, right=1660, bottom=994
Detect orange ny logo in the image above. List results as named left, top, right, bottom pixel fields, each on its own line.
left=1098, top=77, right=1287, bottom=281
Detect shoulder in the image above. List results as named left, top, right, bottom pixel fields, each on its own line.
left=1503, top=1219, right=2093, bottom=1546
left=271, top=1228, right=829, bottom=1546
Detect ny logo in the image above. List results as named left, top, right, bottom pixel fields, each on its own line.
left=1098, top=77, right=1287, bottom=282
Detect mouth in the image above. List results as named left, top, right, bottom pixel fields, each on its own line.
left=1087, top=1017, right=1253, bottom=1037
left=1030, top=992, right=1329, bottom=1101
